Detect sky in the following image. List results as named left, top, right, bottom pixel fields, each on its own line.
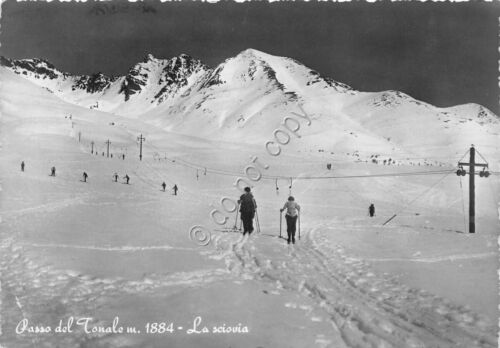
left=0, top=0, right=499, bottom=114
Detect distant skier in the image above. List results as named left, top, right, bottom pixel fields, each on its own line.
left=123, top=174, right=130, bottom=184
left=122, top=154, right=125, bottom=160
left=21, top=161, right=25, bottom=172
left=280, top=196, right=301, bottom=244
left=238, top=187, right=257, bottom=236
left=369, top=203, right=375, bottom=217
left=50, top=166, right=56, bottom=177
left=113, top=173, right=118, bottom=182
left=82, top=172, right=88, bottom=182
left=173, top=184, right=178, bottom=195
left=162, top=182, right=166, bottom=192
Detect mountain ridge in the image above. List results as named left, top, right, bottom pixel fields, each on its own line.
left=1, top=49, right=497, bottom=120
left=1, top=49, right=498, bottom=164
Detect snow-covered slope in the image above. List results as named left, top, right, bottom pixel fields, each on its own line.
left=1, top=54, right=499, bottom=348
left=2, top=49, right=499, bottom=165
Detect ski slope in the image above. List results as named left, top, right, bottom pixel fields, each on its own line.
left=1, top=64, right=499, bottom=348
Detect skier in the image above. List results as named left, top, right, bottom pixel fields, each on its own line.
left=50, top=166, right=56, bottom=177
left=113, top=173, right=118, bottom=182
left=82, top=172, right=88, bottom=182
left=280, top=196, right=301, bottom=244
left=238, top=187, right=257, bottom=236
left=122, top=154, right=125, bottom=160
left=173, top=184, right=178, bottom=195
left=123, top=174, right=130, bottom=184
left=162, top=182, right=166, bottom=192
left=369, top=203, right=375, bottom=217
left=21, top=161, right=25, bottom=172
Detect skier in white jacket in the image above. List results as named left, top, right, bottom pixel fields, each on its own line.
left=280, top=196, right=301, bottom=244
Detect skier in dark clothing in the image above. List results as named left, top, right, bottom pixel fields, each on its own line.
left=281, top=196, right=301, bottom=244
left=173, top=184, right=178, bottom=195
left=238, top=187, right=257, bottom=236
left=123, top=174, right=130, bottom=184
left=83, top=172, right=88, bottom=182
left=113, top=173, right=118, bottom=182
left=369, top=203, right=375, bottom=217
left=21, top=161, right=25, bottom=172
left=50, top=167, right=56, bottom=177
left=162, top=182, right=166, bottom=192
left=122, top=154, right=125, bottom=160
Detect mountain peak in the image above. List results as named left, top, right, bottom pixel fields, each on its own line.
left=143, top=53, right=157, bottom=63
left=178, top=53, right=193, bottom=60
left=1, top=56, right=60, bottom=79
left=236, top=48, right=273, bottom=60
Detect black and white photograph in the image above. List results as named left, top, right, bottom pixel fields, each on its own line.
left=0, top=1, right=499, bottom=347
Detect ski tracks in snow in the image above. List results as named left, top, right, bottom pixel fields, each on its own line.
left=0, top=234, right=230, bottom=347
left=209, top=224, right=497, bottom=348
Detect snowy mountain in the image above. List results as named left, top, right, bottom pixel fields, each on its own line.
left=0, top=53, right=209, bottom=115
left=1, top=49, right=499, bottom=163
left=1, top=49, right=499, bottom=348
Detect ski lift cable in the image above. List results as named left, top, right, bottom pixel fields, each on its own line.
left=457, top=149, right=470, bottom=163
left=144, top=142, right=240, bottom=177
left=143, top=139, right=456, bottom=180
left=382, top=170, right=454, bottom=226
left=146, top=139, right=456, bottom=179
left=261, top=170, right=455, bottom=180
left=473, top=148, right=489, bottom=165
left=143, top=138, right=458, bottom=171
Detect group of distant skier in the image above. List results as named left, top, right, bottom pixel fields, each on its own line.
left=162, top=182, right=178, bottom=195
left=20, top=160, right=377, bottom=245
left=20, top=161, right=178, bottom=195
left=112, top=172, right=130, bottom=184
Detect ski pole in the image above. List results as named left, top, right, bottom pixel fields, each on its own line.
left=298, top=213, right=301, bottom=240
left=279, top=210, right=282, bottom=239
left=255, top=210, right=261, bottom=233
left=233, top=203, right=240, bottom=230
